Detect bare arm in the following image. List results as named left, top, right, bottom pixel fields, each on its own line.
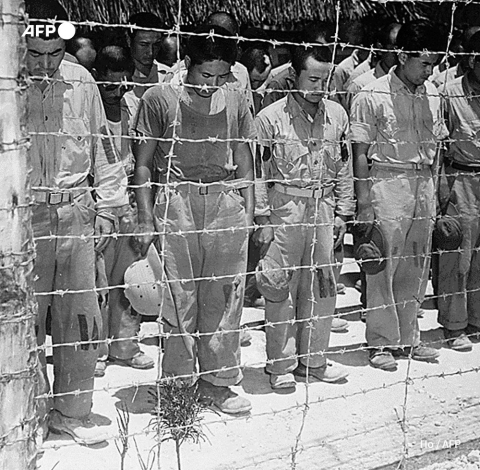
left=133, top=136, right=158, bottom=255
left=234, top=142, right=254, bottom=235
left=352, top=142, right=374, bottom=228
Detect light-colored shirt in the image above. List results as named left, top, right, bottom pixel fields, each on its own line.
left=255, top=94, right=355, bottom=217
left=345, top=62, right=387, bottom=111
left=27, top=60, right=128, bottom=209
left=107, top=98, right=134, bottom=177
left=344, top=55, right=374, bottom=89
left=431, top=64, right=463, bottom=89
left=349, top=67, right=447, bottom=165
left=333, top=49, right=364, bottom=109
left=443, top=74, right=480, bottom=165
left=123, top=61, right=169, bottom=127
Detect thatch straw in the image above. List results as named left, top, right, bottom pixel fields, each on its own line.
left=59, top=0, right=431, bottom=29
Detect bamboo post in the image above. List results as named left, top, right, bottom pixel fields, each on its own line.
left=0, top=0, right=38, bottom=468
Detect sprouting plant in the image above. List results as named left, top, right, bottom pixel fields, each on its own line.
left=133, top=436, right=157, bottom=470
left=115, top=403, right=130, bottom=470
left=149, top=379, right=215, bottom=470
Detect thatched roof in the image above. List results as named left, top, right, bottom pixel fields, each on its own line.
left=60, top=0, right=429, bottom=30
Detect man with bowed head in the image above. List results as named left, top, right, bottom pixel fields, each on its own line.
left=350, top=20, right=448, bottom=371
left=133, top=25, right=255, bottom=414
left=254, top=45, right=354, bottom=390
left=25, top=0, right=128, bottom=445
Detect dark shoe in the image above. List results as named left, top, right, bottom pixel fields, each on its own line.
left=48, top=410, right=111, bottom=446
left=369, top=349, right=397, bottom=371
left=393, top=344, right=440, bottom=362
left=331, top=316, right=349, bottom=332
left=444, top=329, right=473, bottom=351
left=109, top=351, right=154, bottom=370
left=294, top=361, right=349, bottom=383
left=360, top=309, right=367, bottom=323
left=465, top=324, right=480, bottom=340
left=94, top=360, right=107, bottom=378
left=197, top=379, right=252, bottom=415
left=244, top=296, right=265, bottom=308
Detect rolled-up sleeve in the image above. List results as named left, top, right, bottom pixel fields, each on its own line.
left=349, top=89, right=377, bottom=144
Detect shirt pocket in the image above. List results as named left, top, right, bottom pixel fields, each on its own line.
left=274, top=138, right=310, bottom=183
left=377, top=115, right=401, bottom=144
left=59, top=116, right=90, bottom=177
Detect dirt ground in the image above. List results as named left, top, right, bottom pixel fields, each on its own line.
left=37, top=235, right=480, bottom=470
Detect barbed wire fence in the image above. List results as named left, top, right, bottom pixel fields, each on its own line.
left=1, top=0, right=480, bottom=469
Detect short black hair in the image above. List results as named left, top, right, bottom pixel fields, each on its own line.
left=303, top=22, right=333, bottom=45
left=376, top=22, right=401, bottom=48
left=67, top=35, right=96, bottom=55
left=157, top=35, right=183, bottom=66
left=25, top=0, right=68, bottom=40
left=291, top=45, right=333, bottom=76
left=466, top=31, right=480, bottom=55
left=240, top=47, right=270, bottom=73
left=95, top=46, right=135, bottom=77
left=240, top=27, right=269, bottom=52
left=185, top=25, right=237, bottom=67
left=127, top=12, right=162, bottom=40
left=206, top=11, right=238, bottom=35
left=396, top=20, right=443, bottom=56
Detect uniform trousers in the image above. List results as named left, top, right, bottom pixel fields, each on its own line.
left=155, top=187, right=248, bottom=386
left=265, top=189, right=336, bottom=375
left=33, top=193, right=101, bottom=419
left=98, top=202, right=143, bottom=361
left=437, top=165, right=480, bottom=330
left=366, top=166, right=434, bottom=348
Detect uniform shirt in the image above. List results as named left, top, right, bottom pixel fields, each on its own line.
left=123, top=61, right=169, bottom=127
left=255, top=94, right=355, bottom=217
left=443, top=74, right=480, bottom=165
left=334, top=50, right=362, bottom=89
left=345, top=62, right=387, bottom=111
left=133, top=83, right=256, bottom=184
left=27, top=60, right=128, bottom=209
left=107, top=97, right=134, bottom=177
left=431, top=64, right=463, bottom=89
left=350, top=67, right=447, bottom=165
left=344, top=55, right=374, bottom=89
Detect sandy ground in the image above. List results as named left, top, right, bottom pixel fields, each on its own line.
left=37, top=235, right=480, bottom=470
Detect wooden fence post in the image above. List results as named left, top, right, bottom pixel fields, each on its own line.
left=0, top=0, right=38, bottom=468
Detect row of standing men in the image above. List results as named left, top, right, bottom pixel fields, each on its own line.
left=25, top=0, right=480, bottom=446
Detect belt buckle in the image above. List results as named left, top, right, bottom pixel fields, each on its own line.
left=48, top=192, right=62, bottom=205
left=199, top=186, right=208, bottom=196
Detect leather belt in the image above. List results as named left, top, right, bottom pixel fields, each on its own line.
left=372, top=161, right=431, bottom=171
left=273, top=183, right=334, bottom=199
left=445, top=158, right=480, bottom=173
left=32, top=190, right=73, bottom=205
left=173, top=179, right=250, bottom=195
